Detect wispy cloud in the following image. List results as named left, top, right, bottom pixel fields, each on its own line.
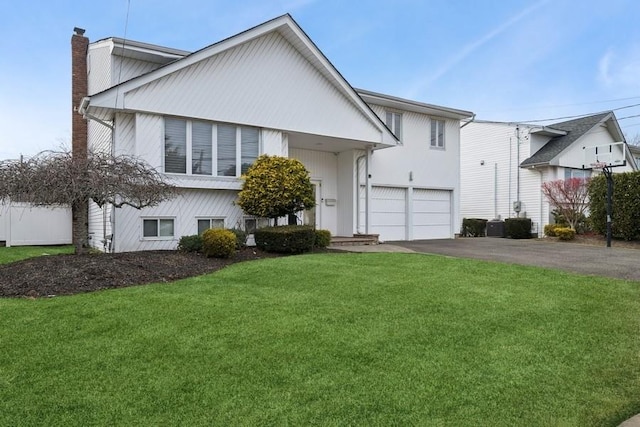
left=598, top=45, right=640, bottom=90
left=404, top=0, right=550, bottom=98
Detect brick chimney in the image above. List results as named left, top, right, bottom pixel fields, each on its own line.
left=71, top=27, right=88, bottom=159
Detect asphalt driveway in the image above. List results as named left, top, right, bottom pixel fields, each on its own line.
left=386, top=238, right=640, bottom=282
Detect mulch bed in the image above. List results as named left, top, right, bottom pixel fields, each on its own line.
left=0, top=248, right=285, bottom=299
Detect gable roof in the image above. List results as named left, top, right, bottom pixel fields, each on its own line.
left=82, top=14, right=399, bottom=148
left=520, top=112, right=613, bottom=167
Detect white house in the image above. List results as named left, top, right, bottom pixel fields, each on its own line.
left=74, top=14, right=472, bottom=252
left=460, top=112, right=637, bottom=235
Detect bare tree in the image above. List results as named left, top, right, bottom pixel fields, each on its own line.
left=625, top=132, right=640, bottom=146
left=0, top=150, right=175, bottom=254
left=541, top=178, right=591, bottom=230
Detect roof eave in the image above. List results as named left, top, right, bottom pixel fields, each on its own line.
left=356, top=88, right=473, bottom=120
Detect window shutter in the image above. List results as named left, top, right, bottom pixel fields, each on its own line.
left=192, top=121, right=212, bottom=175
left=164, top=118, right=187, bottom=173
left=217, top=124, right=237, bottom=176
left=241, top=127, right=259, bottom=174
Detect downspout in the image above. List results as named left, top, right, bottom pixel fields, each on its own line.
left=78, top=96, right=116, bottom=252
left=365, top=147, right=372, bottom=235
left=494, top=163, right=498, bottom=219
left=537, top=168, right=544, bottom=237
left=516, top=126, right=521, bottom=217
left=459, top=113, right=476, bottom=129
left=356, top=154, right=366, bottom=234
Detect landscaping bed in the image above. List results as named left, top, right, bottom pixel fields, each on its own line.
left=0, top=248, right=283, bottom=298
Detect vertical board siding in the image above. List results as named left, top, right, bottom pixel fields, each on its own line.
left=88, top=46, right=112, bottom=95
left=289, top=148, right=338, bottom=234
left=114, top=188, right=243, bottom=252
left=122, top=32, right=381, bottom=143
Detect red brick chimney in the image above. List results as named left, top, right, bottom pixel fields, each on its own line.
left=71, top=27, right=88, bottom=159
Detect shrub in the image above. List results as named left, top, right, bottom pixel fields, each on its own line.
left=314, top=229, right=332, bottom=248
left=544, top=224, right=558, bottom=237
left=589, top=172, right=640, bottom=241
left=229, top=228, right=247, bottom=250
left=505, top=218, right=532, bottom=239
left=461, top=218, right=488, bottom=237
left=255, top=225, right=315, bottom=254
left=177, top=234, right=203, bottom=253
left=202, top=228, right=236, bottom=258
left=555, top=227, right=576, bottom=241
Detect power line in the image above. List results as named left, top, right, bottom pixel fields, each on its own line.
left=481, top=95, right=640, bottom=113
left=512, top=103, right=640, bottom=124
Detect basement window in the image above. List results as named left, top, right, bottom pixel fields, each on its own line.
left=142, top=218, right=175, bottom=238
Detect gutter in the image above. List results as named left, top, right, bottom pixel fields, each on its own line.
left=78, top=97, right=114, bottom=130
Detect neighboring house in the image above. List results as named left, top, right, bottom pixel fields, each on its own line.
left=460, top=112, right=637, bottom=235
left=629, top=145, right=640, bottom=169
left=73, top=14, right=472, bottom=252
left=0, top=201, right=72, bottom=247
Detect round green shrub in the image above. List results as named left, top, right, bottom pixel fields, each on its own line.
left=505, top=218, right=532, bottom=239
left=202, top=228, right=236, bottom=258
left=314, top=229, right=332, bottom=248
left=177, top=234, right=203, bottom=253
left=555, top=227, right=576, bottom=241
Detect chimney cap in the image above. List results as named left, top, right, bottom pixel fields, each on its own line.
left=73, top=27, right=86, bottom=36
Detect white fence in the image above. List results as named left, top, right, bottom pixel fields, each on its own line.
left=0, top=202, right=72, bottom=247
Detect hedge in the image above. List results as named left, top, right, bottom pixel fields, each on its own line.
left=588, top=172, right=640, bottom=240
left=255, top=225, right=316, bottom=254
left=505, top=218, right=532, bottom=239
left=461, top=218, right=488, bottom=237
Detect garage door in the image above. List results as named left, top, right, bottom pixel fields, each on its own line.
left=412, top=189, right=452, bottom=240
left=370, top=186, right=407, bottom=241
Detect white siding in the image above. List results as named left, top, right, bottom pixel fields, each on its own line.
left=112, top=56, right=163, bottom=85
left=113, top=189, right=243, bottom=252
left=121, top=32, right=383, bottom=143
left=289, top=148, right=338, bottom=234
left=88, top=45, right=112, bottom=95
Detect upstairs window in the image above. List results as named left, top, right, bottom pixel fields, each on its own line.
left=430, top=119, right=445, bottom=149
left=385, top=111, right=402, bottom=139
left=164, top=118, right=259, bottom=177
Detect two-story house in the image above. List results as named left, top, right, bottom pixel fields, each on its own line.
left=74, top=14, right=472, bottom=252
left=460, top=112, right=637, bottom=235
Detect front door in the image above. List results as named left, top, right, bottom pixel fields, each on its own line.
left=303, top=180, right=321, bottom=228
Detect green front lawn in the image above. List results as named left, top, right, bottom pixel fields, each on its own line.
left=1, top=252, right=638, bottom=426
left=0, top=245, right=73, bottom=264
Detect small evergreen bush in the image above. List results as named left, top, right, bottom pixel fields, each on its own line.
left=544, top=224, right=558, bottom=237
left=505, top=218, right=532, bottom=239
left=255, top=225, right=315, bottom=254
left=177, top=234, right=203, bottom=253
left=461, top=218, right=488, bottom=237
left=314, top=229, right=332, bottom=248
left=202, top=228, right=236, bottom=258
left=229, top=228, right=247, bottom=250
left=555, top=227, right=576, bottom=241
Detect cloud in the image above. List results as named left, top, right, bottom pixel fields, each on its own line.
left=404, top=0, right=551, bottom=98
left=598, top=46, right=640, bottom=90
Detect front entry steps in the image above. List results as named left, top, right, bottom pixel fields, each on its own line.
left=330, top=234, right=379, bottom=246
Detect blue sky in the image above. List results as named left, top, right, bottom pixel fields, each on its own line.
left=1, top=0, right=639, bottom=159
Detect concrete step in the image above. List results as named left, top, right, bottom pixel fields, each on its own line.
left=330, top=234, right=379, bottom=246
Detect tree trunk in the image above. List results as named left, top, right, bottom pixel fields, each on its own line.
left=72, top=199, right=89, bottom=254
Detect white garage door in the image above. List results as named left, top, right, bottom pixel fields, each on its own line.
left=413, top=189, right=452, bottom=240
left=370, top=186, right=407, bottom=241
left=368, top=186, right=452, bottom=241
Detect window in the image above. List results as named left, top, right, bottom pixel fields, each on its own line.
left=143, top=218, right=174, bottom=238
left=164, top=118, right=259, bottom=177
left=385, top=111, right=402, bottom=139
left=564, top=168, right=591, bottom=180
left=243, top=217, right=269, bottom=234
left=430, top=119, right=445, bottom=148
left=197, top=218, right=225, bottom=235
